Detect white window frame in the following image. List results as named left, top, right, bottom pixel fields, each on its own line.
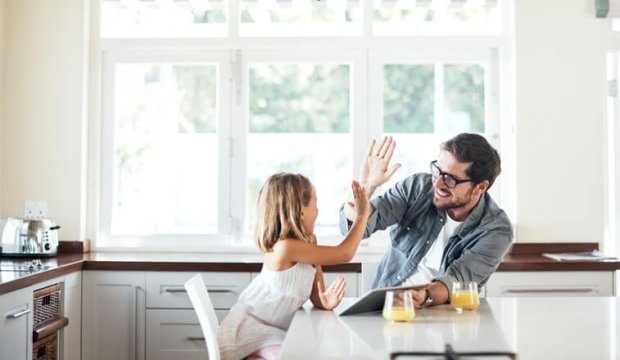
left=98, top=49, right=233, bottom=250
left=231, top=48, right=368, bottom=244
left=89, top=0, right=512, bottom=251
left=368, top=46, right=502, bottom=197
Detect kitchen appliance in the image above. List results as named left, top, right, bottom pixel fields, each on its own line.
left=0, top=218, right=60, bottom=257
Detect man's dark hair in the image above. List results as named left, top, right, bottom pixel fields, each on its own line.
left=440, top=133, right=501, bottom=188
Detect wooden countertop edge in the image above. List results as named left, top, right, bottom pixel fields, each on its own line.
left=3, top=242, right=620, bottom=295
left=0, top=258, right=360, bottom=295
left=0, top=261, right=83, bottom=295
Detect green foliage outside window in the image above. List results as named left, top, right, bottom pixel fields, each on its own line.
left=173, top=66, right=217, bottom=134
left=249, top=64, right=350, bottom=133
left=444, top=64, right=485, bottom=133
left=384, top=64, right=434, bottom=133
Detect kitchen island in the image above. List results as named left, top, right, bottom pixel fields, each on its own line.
left=281, top=297, right=620, bottom=359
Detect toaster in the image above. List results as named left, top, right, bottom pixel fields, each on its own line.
left=0, top=218, right=60, bottom=257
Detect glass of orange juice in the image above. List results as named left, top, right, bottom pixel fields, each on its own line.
left=450, top=281, right=480, bottom=313
left=382, top=290, right=415, bottom=322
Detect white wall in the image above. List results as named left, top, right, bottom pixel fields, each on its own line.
left=1, top=0, right=88, bottom=241
left=0, top=1, right=5, bottom=209
left=513, top=0, right=608, bottom=243
left=0, top=0, right=613, bottom=246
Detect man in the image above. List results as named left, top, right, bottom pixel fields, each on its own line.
left=340, top=133, right=513, bottom=308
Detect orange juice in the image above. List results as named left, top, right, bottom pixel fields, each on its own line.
left=450, top=290, right=480, bottom=310
left=383, top=306, right=415, bottom=322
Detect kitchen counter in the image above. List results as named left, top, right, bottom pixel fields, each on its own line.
left=1, top=242, right=619, bottom=295
left=281, top=296, right=620, bottom=359
left=0, top=252, right=360, bottom=295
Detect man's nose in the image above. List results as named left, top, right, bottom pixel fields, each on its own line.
left=433, top=175, right=446, bottom=188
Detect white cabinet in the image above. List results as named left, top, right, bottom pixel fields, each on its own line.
left=81, top=269, right=360, bottom=360
left=0, top=272, right=80, bottom=360
left=0, top=287, right=32, bottom=360
left=485, top=271, right=615, bottom=297
left=145, top=309, right=211, bottom=360
left=61, top=271, right=82, bottom=360
left=144, top=271, right=251, bottom=360
left=81, top=271, right=146, bottom=360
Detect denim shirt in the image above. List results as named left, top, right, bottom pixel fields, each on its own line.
left=339, top=173, right=513, bottom=294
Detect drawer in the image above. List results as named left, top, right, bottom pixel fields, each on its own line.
left=485, top=271, right=614, bottom=297
left=146, top=309, right=209, bottom=360
left=146, top=272, right=251, bottom=309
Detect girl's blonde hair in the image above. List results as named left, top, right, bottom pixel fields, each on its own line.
left=255, top=172, right=314, bottom=252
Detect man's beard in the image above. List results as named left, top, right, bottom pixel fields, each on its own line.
left=432, top=188, right=474, bottom=210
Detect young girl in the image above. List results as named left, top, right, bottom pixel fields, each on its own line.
left=217, top=172, right=369, bottom=360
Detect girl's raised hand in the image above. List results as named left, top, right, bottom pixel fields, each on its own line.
left=318, top=276, right=346, bottom=310
left=349, top=180, right=369, bottom=220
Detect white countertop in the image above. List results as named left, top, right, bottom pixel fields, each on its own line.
left=281, top=297, right=620, bottom=359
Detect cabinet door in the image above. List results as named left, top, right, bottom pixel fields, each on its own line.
left=0, top=287, right=32, bottom=360
left=62, top=271, right=82, bottom=360
left=146, top=309, right=207, bottom=360
left=82, top=271, right=146, bottom=360
left=485, top=271, right=614, bottom=297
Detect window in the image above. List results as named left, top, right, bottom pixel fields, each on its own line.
left=95, top=0, right=507, bottom=249
left=370, top=49, right=499, bottom=196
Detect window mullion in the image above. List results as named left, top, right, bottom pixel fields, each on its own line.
left=228, top=49, right=248, bottom=244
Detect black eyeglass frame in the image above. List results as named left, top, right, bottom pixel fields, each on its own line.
left=430, top=160, right=473, bottom=189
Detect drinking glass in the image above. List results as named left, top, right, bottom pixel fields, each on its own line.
left=382, top=290, right=415, bottom=322
left=450, top=281, right=480, bottom=313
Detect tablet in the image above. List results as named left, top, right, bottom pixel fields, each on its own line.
left=336, top=284, right=426, bottom=316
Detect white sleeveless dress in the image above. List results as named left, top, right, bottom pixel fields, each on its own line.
left=217, top=262, right=316, bottom=360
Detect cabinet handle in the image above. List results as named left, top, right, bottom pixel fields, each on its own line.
left=165, top=288, right=234, bottom=294
left=208, top=289, right=235, bottom=294
left=165, top=288, right=187, bottom=293
left=505, top=288, right=595, bottom=294
left=187, top=336, right=205, bottom=341
left=6, top=308, right=31, bottom=319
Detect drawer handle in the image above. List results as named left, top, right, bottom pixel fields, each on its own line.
left=208, top=289, right=235, bottom=294
left=6, top=308, right=31, bottom=319
left=165, top=288, right=234, bottom=294
left=33, top=317, right=69, bottom=341
left=187, top=336, right=206, bottom=341
left=165, top=288, right=187, bottom=293
left=505, top=288, right=595, bottom=294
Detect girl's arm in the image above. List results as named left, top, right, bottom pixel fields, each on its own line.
left=309, top=266, right=324, bottom=308
left=310, top=266, right=346, bottom=310
left=273, top=180, right=370, bottom=266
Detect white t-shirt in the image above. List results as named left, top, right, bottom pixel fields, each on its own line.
left=402, top=216, right=462, bottom=286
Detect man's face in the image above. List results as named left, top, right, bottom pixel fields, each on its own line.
left=431, top=151, right=478, bottom=210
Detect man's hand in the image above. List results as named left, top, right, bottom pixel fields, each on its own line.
left=359, top=136, right=401, bottom=194
left=409, top=282, right=450, bottom=308
left=318, top=276, right=346, bottom=310
left=344, top=136, right=401, bottom=221
left=409, top=288, right=427, bottom=309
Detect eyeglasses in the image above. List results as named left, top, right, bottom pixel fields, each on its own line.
left=430, top=160, right=473, bottom=189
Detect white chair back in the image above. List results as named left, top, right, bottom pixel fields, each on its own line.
left=184, top=274, right=221, bottom=360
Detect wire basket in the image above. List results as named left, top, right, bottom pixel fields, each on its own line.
left=32, top=332, right=57, bottom=360
left=33, top=284, right=62, bottom=328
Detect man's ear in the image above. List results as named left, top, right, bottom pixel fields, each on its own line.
left=475, top=180, right=490, bottom=195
